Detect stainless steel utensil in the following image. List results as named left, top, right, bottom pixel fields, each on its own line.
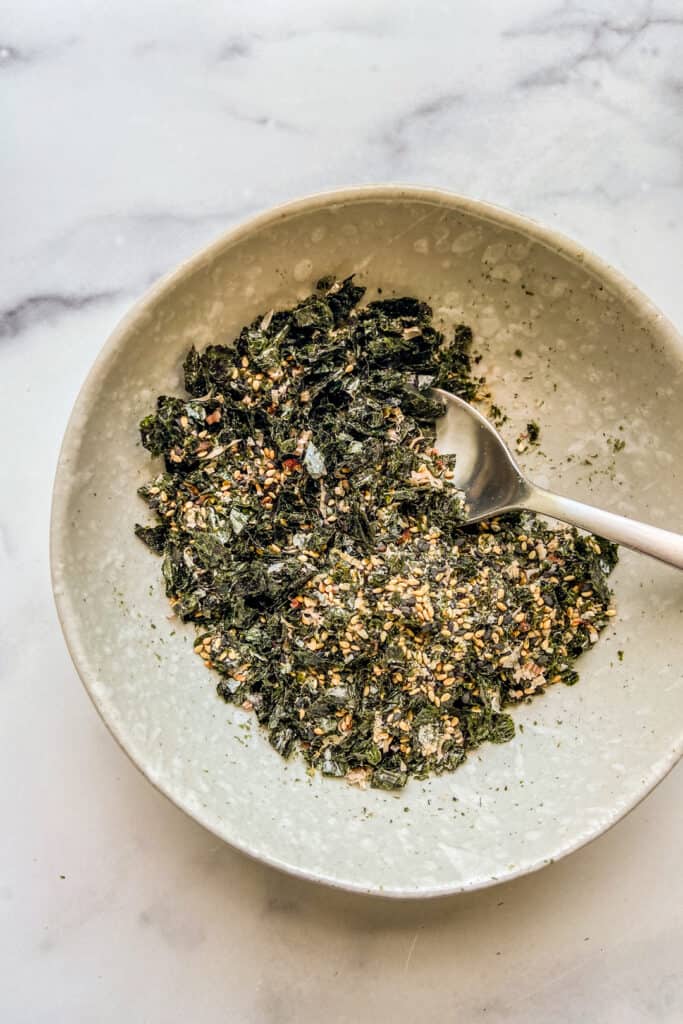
left=433, top=388, right=683, bottom=569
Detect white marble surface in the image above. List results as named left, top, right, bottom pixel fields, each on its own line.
left=2, top=1, right=682, bottom=1020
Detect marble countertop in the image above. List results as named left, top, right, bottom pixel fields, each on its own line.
left=2, top=1, right=682, bottom=1020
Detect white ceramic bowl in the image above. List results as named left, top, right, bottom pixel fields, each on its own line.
left=51, top=187, right=683, bottom=897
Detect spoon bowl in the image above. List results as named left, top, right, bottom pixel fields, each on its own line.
left=432, top=387, right=528, bottom=521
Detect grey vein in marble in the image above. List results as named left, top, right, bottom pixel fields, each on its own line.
left=0, top=291, right=121, bottom=341
left=507, top=4, right=683, bottom=87
left=381, top=92, right=463, bottom=161
left=0, top=44, right=27, bottom=65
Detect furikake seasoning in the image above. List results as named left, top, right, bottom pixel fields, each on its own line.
left=135, top=277, right=617, bottom=790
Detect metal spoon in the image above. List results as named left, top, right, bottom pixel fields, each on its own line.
left=432, top=388, right=683, bottom=570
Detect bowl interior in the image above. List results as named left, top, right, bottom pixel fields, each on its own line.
left=52, top=190, right=683, bottom=896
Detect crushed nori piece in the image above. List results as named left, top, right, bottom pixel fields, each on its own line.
left=134, top=523, right=169, bottom=555
left=135, top=277, right=617, bottom=789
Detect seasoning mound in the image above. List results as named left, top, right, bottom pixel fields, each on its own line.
left=136, top=278, right=617, bottom=789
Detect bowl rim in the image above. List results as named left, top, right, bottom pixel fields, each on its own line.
left=50, top=184, right=683, bottom=898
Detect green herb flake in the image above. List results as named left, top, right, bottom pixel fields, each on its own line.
left=135, top=278, right=618, bottom=789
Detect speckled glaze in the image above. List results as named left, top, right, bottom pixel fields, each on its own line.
left=51, top=187, right=683, bottom=898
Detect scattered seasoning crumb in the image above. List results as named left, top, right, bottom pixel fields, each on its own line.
left=490, top=403, right=508, bottom=426
left=515, top=421, right=541, bottom=454
left=617, top=650, right=624, bottom=661
left=514, top=349, right=523, bottom=358
left=135, top=278, right=618, bottom=789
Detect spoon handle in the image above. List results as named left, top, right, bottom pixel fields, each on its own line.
left=523, top=486, right=683, bottom=570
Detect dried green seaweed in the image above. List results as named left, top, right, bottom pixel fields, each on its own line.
left=135, top=277, right=617, bottom=789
